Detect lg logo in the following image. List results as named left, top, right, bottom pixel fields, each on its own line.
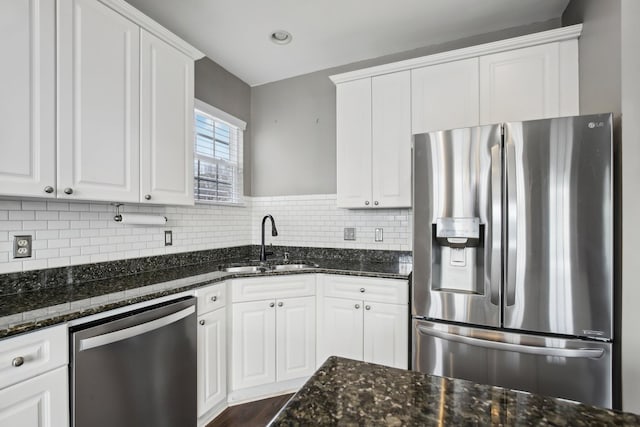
left=588, top=122, right=604, bottom=129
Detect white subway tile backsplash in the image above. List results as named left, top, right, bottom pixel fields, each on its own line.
left=0, top=194, right=411, bottom=273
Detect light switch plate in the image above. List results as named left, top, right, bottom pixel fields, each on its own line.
left=13, top=235, right=32, bottom=258
left=344, top=227, right=356, bottom=241
left=164, top=230, right=172, bottom=246
left=375, top=228, right=383, bottom=242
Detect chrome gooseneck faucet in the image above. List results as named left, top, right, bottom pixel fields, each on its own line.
left=260, top=214, right=278, bottom=262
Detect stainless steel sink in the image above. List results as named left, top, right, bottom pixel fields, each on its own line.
left=272, top=263, right=318, bottom=271
left=223, top=265, right=266, bottom=273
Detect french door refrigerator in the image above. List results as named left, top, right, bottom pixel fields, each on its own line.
left=411, top=113, right=614, bottom=408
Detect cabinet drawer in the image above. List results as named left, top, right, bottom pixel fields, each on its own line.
left=231, top=275, right=316, bottom=303
left=320, top=275, right=407, bottom=305
left=196, top=283, right=226, bottom=314
left=0, top=324, right=68, bottom=390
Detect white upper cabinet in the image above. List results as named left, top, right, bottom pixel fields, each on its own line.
left=411, top=58, right=480, bottom=133
left=140, top=30, right=194, bottom=206
left=371, top=71, right=412, bottom=208
left=336, top=78, right=372, bottom=208
left=336, top=71, right=411, bottom=209
left=0, top=0, right=56, bottom=198
left=479, top=41, right=579, bottom=124
left=57, top=0, right=141, bottom=202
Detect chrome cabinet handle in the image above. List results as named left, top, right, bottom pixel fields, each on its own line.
left=199, top=320, right=205, bottom=326
left=210, top=296, right=217, bottom=302
left=12, top=356, right=24, bottom=367
left=365, top=305, right=371, bottom=310
left=505, top=133, right=517, bottom=306
left=278, top=302, right=283, bottom=307
left=44, top=186, right=54, bottom=194
left=359, top=288, right=365, bottom=293
left=365, top=201, right=370, bottom=206
left=64, top=188, right=73, bottom=195
left=374, top=201, right=379, bottom=206
left=144, top=194, right=151, bottom=200
left=269, top=302, right=275, bottom=308
left=355, top=304, right=360, bottom=309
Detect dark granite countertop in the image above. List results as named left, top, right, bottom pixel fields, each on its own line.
left=271, top=356, right=640, bottom=426
left=0, top=247, right=410, bottom=339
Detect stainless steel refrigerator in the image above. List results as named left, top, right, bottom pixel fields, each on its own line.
left=412, top=113, right=614, bottom=408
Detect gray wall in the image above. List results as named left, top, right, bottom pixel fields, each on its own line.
left=249, top=19, right=561, bottom=196
left=194, top=57, right=252, bottom=195
left=620, top=0, right=640, bottom=413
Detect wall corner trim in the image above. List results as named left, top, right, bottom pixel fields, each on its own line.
left=329, top=24, right=583, bottom=85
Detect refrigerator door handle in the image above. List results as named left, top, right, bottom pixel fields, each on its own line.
left=416, top=325, right=604, bottom=359
left=505, top=136, right=517, bottom=306
left=490, top=144, right=501, bottom=305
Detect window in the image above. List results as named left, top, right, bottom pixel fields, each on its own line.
left=194, top=99, right=246, bottom=204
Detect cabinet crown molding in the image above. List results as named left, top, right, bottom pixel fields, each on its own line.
left=98, top=0, right=205, bottom=60
left=329, top=24, right=582, bottom=85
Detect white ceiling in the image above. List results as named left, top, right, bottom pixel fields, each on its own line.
left=124, top=0, right=569, bottom=87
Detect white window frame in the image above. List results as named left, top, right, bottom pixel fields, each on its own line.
left=194, top=99, right=247, bottom=206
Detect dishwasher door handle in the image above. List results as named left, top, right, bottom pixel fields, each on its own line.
left=79, top=305, right=195, bottom=351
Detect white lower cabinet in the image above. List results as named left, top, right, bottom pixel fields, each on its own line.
left=229, top=276, right=316, bottom=400
left=317, top=275, right=408, bottom=369
left=197, top=307, right=226, bottom=418
left=0, top=366, right=69, bottom=427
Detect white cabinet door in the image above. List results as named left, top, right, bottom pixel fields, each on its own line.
left=371, top=71, right=411, bottom=208
left=336, top=78, right=372, bottom=208
left=0, top=0, right=56, bottom=198
left=479, top=43, right=564, bottom=125
left=363, top=302, right=408, bottom=369
left=412, top=58, right=480, bottom=134
left=140, top=30, right=194, bottom=206
left=197, top=308, right=226, bottom=418
left=0, top=366, right=69, bottom=427
left=57, top=0, right=140, bottom=202
left=276, top=296, right=315, bottom=382
left=231, top=300, right=276, bottom=390
left=319, top=297, right=363, bottom=363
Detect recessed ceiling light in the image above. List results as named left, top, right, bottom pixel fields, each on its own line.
left=271, top=30, right=292, bottom=45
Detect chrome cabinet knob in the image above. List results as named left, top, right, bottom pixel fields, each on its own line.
left=359, top=288, right=365, bottom=293
left=44, top=186, right=54, bottom=194
left=355, top=304, right=360, bottom=309
left=365, top=305, right=371, bottom=310
left=12, top=356, right=24, bottom=367
left=211, top=296, right=217, bottom=302
left=365, top=201, right=370, bottom=206
left=144, top=194, right=151, bottom=200
left=199, top=320, right=205, bottom=326
left=278, top=302, right=283, bottom=307
left=64, top=187, right=73, bottom=195
left=374, top=201, right=379, bottom=206
left=269, top=302, right=275, bottom=308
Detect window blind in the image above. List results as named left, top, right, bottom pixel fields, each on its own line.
left=194, top=107, right=243, bottom=204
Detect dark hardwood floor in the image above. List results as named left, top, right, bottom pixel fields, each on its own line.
left=206, top=393, right=294, bottom=427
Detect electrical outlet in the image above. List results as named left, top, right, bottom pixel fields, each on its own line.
left=375, top=228, right=384, bottom=242
left=164, top=230, right=173, bottom=246
left=13, top=235, right=32, bottom=258
left=344, top=227, right=356, bottom=241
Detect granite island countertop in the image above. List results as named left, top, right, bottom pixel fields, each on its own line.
left=0, top=247, right=411, bottom=339
left=271, top=356, right=640, bottom=426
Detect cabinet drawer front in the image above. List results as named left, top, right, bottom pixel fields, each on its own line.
left=197, top=283, right=226, bottom=314
left=231, top=275, right=316, bottom=303
left=0, top=324, right=68, bottom=390
left=321, top=275, right=407, bottom=304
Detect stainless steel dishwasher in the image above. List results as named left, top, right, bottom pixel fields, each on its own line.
left=70, top=297, right=197, bottom=427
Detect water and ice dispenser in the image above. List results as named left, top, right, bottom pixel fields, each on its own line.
left=432, top=217, right=483, bottom=294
